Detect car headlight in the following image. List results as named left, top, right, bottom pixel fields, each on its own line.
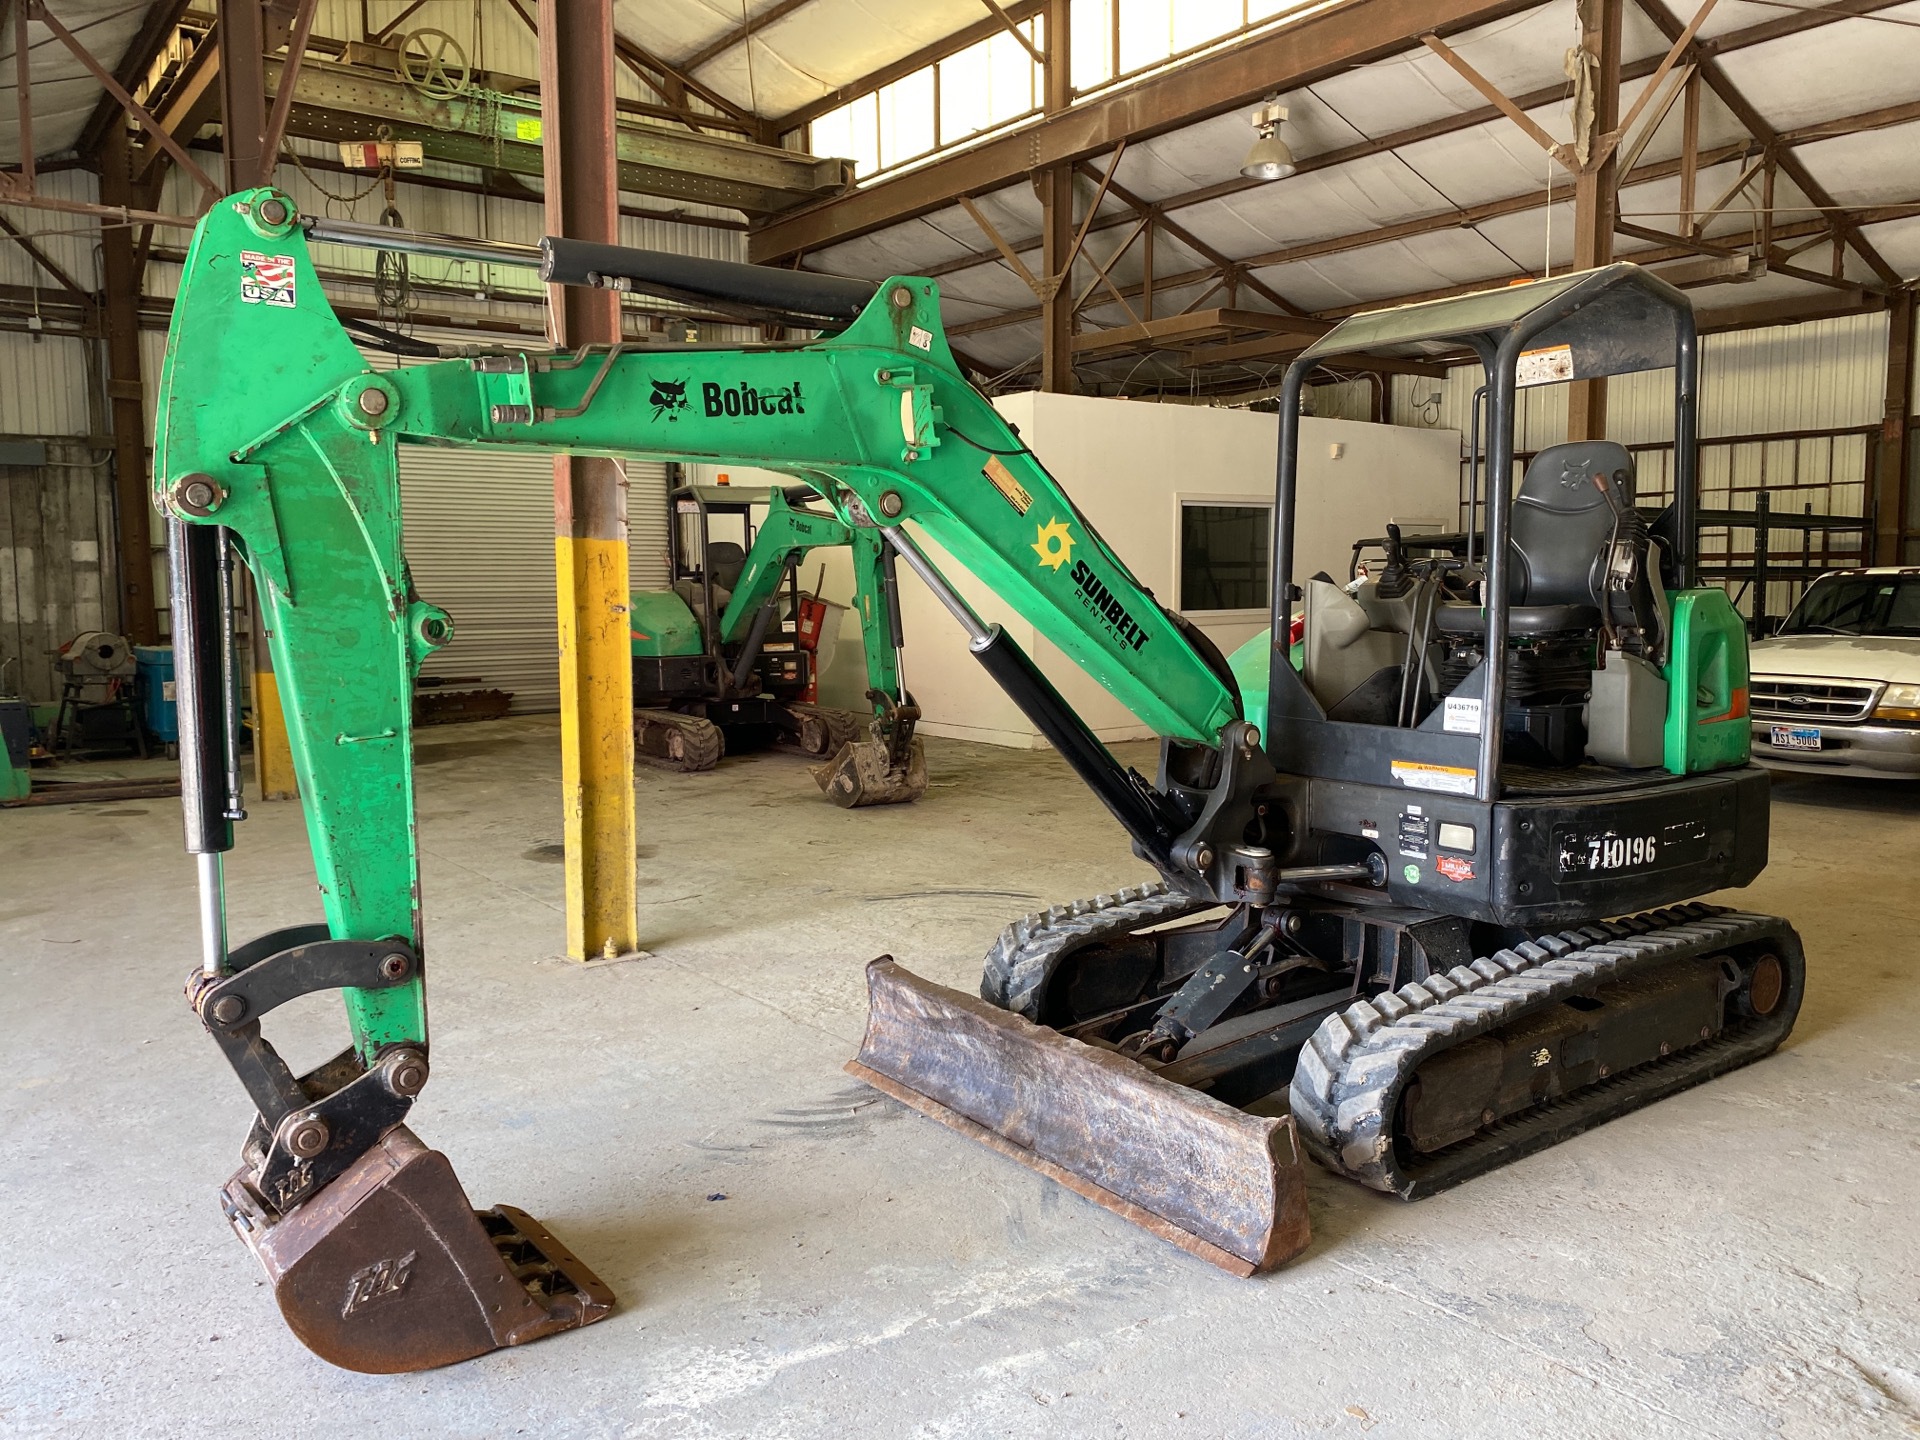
left=1874, top=682, right=1920, bottom=723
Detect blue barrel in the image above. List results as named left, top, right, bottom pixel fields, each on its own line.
left=135, top=644, right=178, bottom=743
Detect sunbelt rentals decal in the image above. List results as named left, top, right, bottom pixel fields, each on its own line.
left=1032, top=517, right=1151, bottom=653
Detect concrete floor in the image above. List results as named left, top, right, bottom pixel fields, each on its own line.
left=4, top=718, right=1918, bottom=1439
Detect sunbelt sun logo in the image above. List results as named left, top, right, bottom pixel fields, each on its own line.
left=1033, top=518, right=1150, bottom=652
left=1032, top=517, right=1074, bottom=571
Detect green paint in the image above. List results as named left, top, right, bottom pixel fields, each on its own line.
left=716, top=489, right=853, bottom=644
left=1, top=742, right=28, bottom=804
left=156, top=190, right=430, bottom=1060
left=628, top=590, right=703, bottom=658
left=1663, top=588, right=1752, bottom=774
left=1226, top=629, right=1274, bottom=740
left=1403, top=864, right=1421, bottom=884
left=156, top=189, right=1240, bottom=1064
left=845, top=527, right=902, bottom=712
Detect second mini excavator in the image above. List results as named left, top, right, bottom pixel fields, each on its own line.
left=627, top=479, right=926, bottom=806
left=155, top=190, right=1801, bottom=1370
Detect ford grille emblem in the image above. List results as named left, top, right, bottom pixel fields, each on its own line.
left=1788, top=695, right=1809, bottom=708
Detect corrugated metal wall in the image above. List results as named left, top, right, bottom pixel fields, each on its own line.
left=1388, top=312, right=1892, bottom=447
left=0, top=173, right=112, bottom=703
left=358, top=346, right=671, bottom=713
left=0, top=440, right=121, bottom=705
left=1382, top=311, right=1894, bottom=616
left=125, top=139, right=742, bottom=671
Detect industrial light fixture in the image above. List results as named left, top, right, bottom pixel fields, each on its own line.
left=1240, top=97, right=1295, bottom=182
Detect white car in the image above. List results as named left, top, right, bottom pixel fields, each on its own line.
left=1748, top=567, right=1920, bottom=778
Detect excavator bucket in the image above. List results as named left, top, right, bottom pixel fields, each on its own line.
left=220, top=1127, right=614, bottom=1374
left=847, top=958, right=1311, bottom=1275
left=812, top=736, right=928, bottom=807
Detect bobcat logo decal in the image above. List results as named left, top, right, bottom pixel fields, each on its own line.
left=650, top=378, right=689, bottom=422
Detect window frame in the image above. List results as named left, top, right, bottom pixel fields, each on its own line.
left=1173, top=493, right=1274, bottom=621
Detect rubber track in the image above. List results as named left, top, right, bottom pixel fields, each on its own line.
left=1289, top=902, right=1805, bottom=1198
left=635, top=711, right=724, bottom=773
left=980, top=881, right=1216, bottom=1020
left=782, top=704, right=865, bottom=757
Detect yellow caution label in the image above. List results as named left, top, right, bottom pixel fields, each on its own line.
left=1390, top=760, right=1477, bottom=796
left=515, top=117, right=543, bottom=143
left=982, top=456, right=1033, bottom=515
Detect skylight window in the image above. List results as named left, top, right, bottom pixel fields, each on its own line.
left=802, top=0, right=1315, bottom=183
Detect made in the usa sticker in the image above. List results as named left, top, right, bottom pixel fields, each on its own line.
left=240, top=250, right=296, bottom=307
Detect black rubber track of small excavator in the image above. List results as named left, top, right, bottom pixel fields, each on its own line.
left=979, top=881, right=1217, bottom=1020
left=1289, top=903, right=1806, bottom=1200
left=634, top=710, right=724, bottom=772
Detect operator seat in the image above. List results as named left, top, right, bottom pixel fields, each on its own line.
left=706, top=540, right=748, bottom=595
left=673, top=540, right=750, bottom=614
left=1436, top=440, right=1648, bottom=639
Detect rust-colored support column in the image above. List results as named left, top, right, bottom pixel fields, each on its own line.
left=1567, top=0, right=1621, bottom=442
left=1875, top=289, right=1914, bottom=564
left=98, top=125, right=159, bottom=645
left=540, top=0, right=639, bottom=960
left=1039, top=168, right=1074, bottom=392
left=1038, top=0, right=1073, bottom=393
left=218, top=0, right=269, bottom=190
left=219, top=0, right=298, bottom=798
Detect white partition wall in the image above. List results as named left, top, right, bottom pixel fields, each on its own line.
left=899, top=393, right=1463, bottom=747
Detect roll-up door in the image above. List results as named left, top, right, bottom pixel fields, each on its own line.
left=398, top=446, right=563, bottom=713
left=364, top=347, right=674, bottom=714
left=627, top=461, right=671, bottom=590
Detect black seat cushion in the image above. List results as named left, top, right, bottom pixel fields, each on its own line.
left=1509, top=441, right=1636, bottom=607
left=706, top=540, right=748, bottom=593
left=1435, top=601, right=1601, bottom=637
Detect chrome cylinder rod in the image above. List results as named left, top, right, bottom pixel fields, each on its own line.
left=880, top=524, right=991, bottom=645
left=197, top=851, right=228, bottom=976
left=302, top=216, right=543, bottom=270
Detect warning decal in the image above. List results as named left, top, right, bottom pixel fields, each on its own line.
left=1515, top=343, right=1574, bottom=388
left=983, top=456, right=1034, bottom=515
left=1391, top=760, right=1477, bottom=796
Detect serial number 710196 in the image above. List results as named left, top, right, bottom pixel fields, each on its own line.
left=1586, top=834, right=1656, bottom=869
left=1553, top=819, right=1709, bottom=879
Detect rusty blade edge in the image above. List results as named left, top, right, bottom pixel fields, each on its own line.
left=846, top=1059, right=1260, bottom=1278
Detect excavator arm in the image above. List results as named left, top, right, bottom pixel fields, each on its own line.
left=715, top=488, right=849, bottom=644
left=715, top=488, right=905, bottom=716
left=156, top=189, right=1268, bottom=1370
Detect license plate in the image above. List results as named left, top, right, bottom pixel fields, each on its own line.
left=1770, top=725, right=1822, bottom=752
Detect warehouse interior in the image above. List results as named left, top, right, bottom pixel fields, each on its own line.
left=4, top=0, right=1919, bottom=1435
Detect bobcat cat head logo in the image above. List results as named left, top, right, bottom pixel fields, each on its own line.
left=650, top=378, right=688, bottom=422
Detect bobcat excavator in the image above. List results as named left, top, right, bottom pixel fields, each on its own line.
left=157, top=188, right=1802, bottom=1370
left=628, top=480, right=926, bottom=806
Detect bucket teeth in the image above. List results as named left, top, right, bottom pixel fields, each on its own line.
left=811, top=736, right=927, bottom=807
left=223, top=1126, right=613, bottom=1373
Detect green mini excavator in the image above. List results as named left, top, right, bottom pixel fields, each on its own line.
left=627, top=479, right=926, bottom=806
left=157, top=190, right=1801, bottom=1370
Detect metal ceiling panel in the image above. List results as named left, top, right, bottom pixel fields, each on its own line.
left=1170, top=159, right=1455, bottom=258
left=1856, top=215, right=1920, bottom=275
left=624, top=0, right=992, bottom=118
left=1713, top=3, right=1920, bottom=132
left=0, top=1, right=148, bottom=161
left=1793, top=120, right=1920, bottom=209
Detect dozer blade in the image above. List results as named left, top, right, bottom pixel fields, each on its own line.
left=847, top=958, right=1311, bottom=1275
left=812, top=737, right=928, bottom=807
left=221, top=1126, right=613, bottom=1373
